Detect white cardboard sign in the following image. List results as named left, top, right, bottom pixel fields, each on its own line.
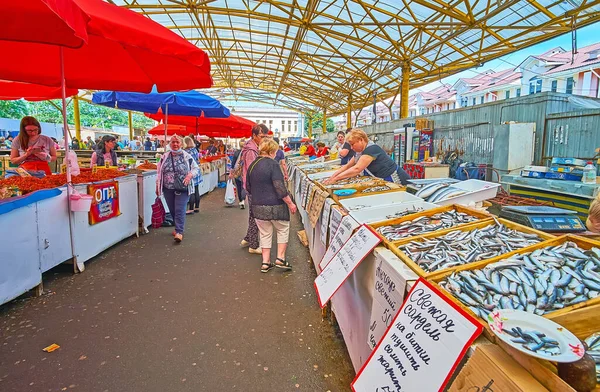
left=319, top=198, right=335, bottom=247
left=352, top=279, right=483, bottom=392
left=367, top=252, right=415, bottom=350
left=314, top=225, right=381, bottom=308
left=319, top=215, right=360, bottom=270
left=329, top=205, right=344, bottom=241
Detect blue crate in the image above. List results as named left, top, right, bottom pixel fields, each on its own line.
left=520, top=170, right=546, bottom=178
left=545, top=172, right=582, bottom=181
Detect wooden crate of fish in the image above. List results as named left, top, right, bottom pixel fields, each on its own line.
left=302, top=165, right=341, bottom=175
left=369, top=204, right=492, bottom=248
left=321, top=176, right=387, bottom=191
left=388, top=218, right=555, bottom=279
left=431, top=235, right=600, bottom=336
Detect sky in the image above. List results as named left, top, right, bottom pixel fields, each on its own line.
left=410, top=22, right=600, bottom=95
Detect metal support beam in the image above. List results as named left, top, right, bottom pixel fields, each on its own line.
left=346, top=96, right=352, bottom=130
left=73, top=97, right=81, bottom=140
left=128, top=111, right=134, bottom=141
left=400, top=63, right=411, bottom=119
left=322, top=108, right=327, bottom=135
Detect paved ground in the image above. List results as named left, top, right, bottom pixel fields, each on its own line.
left=0, top=189, right=355, bottom=392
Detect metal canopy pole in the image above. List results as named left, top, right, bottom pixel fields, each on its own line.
left=401, top=63, right=411, bottom=119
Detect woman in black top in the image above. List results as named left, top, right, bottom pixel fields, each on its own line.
left=324, top=129, right=410, bottom=185
left=246, top=139, right=297, bottom=273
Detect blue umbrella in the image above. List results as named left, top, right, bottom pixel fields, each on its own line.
left=92, top=89, right=229, bottom=141
left=92, top=89, right=230, bottom=118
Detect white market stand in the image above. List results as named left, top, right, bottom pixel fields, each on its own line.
left=0, top=174, right=139, bottom=306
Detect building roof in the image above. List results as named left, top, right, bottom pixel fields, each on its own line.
left=543, top=42, right=600, bottom=75
left=465, top=69, right=522, bottom=94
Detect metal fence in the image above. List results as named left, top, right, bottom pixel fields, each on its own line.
left=543, top=109, right=600, bottom=163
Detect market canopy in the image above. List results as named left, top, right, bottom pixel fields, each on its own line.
left=0, top=80, right=78, bottom=101
left=92, top=90, right=230, bottom=118
left=117, top=0, right=600, bottom=115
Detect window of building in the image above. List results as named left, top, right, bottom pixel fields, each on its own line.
left=294, top=121, right=298, bottom=133
left=480, top=96, right=484, bottom=104
left=452, top=102, right=456, bottom=109
left=505, top=90, right=510, bottom=99
left=393, top=113, right=399, bottom=120
left=551, top=80, right=557, bottom=92
left=566, top=77, right=574, bottom=94
left=281, top=121, right=285, bottom=133
left=516, top=88, right=521, bottom=97
left=269, top=120, right=273, bottom=130
left=472, top=97, right=476, bottom=106
left=288, top=120, right=292, bottom=133
left=529, top=77, right=542, bottom=94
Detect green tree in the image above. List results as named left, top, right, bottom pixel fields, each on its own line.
left=0, top=99, right=29, bottom=119
left=303, top=112, right=335, bottom=134
left=28, top=100, right=66, bottom=124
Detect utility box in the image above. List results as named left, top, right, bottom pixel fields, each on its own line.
left=492, top=123, right=536, bottom=172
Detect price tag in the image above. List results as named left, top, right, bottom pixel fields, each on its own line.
left=352, top=279, right=483, bottom=392
left=314, top=225, right=381, bottom=308
left=319, top=198, right=335, bottom=246
left=319, top=215, right=360, bottom=270
left=329, top=205, right=344, bottom=236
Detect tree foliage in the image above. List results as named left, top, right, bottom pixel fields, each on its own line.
left=0, top=99, right=155, bottom=131
left=303, top=112, right=335, bottom=134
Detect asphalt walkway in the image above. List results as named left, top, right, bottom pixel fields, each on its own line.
left=0, top=188, right=355, bottom=392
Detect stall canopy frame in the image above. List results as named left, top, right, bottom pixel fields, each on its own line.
left=115, top=1, right=600, bottom=115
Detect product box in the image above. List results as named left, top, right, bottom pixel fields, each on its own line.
left=551, top=157, right=587, bottom=167
left=549, top=164, right=584, bottom=175
left=520, top=170, right=546, bottom=178
left=545, top=172, right=582, bottom=181
left=523, top=165, right=550, bottom=173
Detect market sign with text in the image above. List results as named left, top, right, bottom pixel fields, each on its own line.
left=88, top=181, right=120, bottom=225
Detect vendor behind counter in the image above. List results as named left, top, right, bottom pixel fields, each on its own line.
left=9, top=116, right=57, bottom=175
left=323, top=128, right=410, bottom=185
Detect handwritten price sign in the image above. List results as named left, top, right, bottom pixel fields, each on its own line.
left=352, top=279, right=482, bottom=392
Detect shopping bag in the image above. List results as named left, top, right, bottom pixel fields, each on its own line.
left=224, top=179, right=236, bottom=205
left=151, top=197, right=166, bottom=228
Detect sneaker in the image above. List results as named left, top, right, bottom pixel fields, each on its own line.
left=239, top=201, right=245, bottom=209
left=240, top=239, right=250, bottom=247
left=249, top=247, right=262, bottom=254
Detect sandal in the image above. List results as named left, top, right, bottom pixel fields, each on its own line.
left=260, top=263, right=273, bottom=273
left=275, top=257, right=292, bottom=271
left=174, top=233, right=183, bottom=243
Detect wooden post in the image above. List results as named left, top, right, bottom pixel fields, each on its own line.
left=73, top=97, right=81, bottom=140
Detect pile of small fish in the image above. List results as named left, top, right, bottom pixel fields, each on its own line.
left=361, top=185, right=391, bottom=194
left=440, top=242, right=600, bottom=319
left=415, top=182, right=468, bottom=202
left=399, top=223, right=543, bottom=272
left=376, top=209, right=480, bottom=241
left=385, top=207, right=425, bottom=220
left=330, top=176, right=381, bottom=188
left=504, top=327, right=561, bottom=356
left=584, top=332, right=600, bottom=382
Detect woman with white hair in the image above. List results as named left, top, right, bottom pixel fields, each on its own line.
left=156, top=135, right=200, bottom=243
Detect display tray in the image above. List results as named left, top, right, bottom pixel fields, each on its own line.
left=430, top=235, right=600, bottom=341
left=389, top=218, right=555, bottom=279
left=369, top=204, right=492, bottom=248
left=332, top=184, right=406, bottom=203
left=319, top=176, right=387, bottom=191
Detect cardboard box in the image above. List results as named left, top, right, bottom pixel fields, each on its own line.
left=551, top=157, right=587, bottom=167
left=448, top=343, right=548, bottom=392
left=521, top=170, right=546, bottom=178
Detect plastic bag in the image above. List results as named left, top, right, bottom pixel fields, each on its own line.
left=66, top=150, right=80, bottom=176
left=224, top=179, right=236, bottom=205
left=151, top=197, right=166, bottom=228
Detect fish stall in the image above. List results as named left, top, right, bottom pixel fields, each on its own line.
left=286, top=152, right=600, bottom=392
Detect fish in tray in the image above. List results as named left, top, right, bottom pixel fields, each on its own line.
left=399, top=223, right=543, bottom=273
left=376, top=209, right=479, bottom=241
left=440, top=242, right=600, bottom=320
left=385, top=207, right=425, bottom=220
left=504, top=327, right=561, bottom=356
left=416, top=182, right=468, bottom=202
left=360, top=185, right=391, bottom=194
left=584, top=332, right=600, bottom=382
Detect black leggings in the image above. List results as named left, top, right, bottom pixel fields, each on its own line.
left=188, top=184, right=200, bottom=210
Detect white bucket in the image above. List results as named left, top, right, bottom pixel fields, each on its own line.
left=70, top=194, right=93, bottom=212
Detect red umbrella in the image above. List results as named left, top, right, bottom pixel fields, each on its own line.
left=0, top=0, right=212, bottom=92
left=148, top=124, right=250, bottom=139
left=0, top=0, right=89, bottom=48
left=147, top=112, right=255, bottom=132
left=0, top=80, right=78, bottom=101
left=148, top=124, right=189, bottom=136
